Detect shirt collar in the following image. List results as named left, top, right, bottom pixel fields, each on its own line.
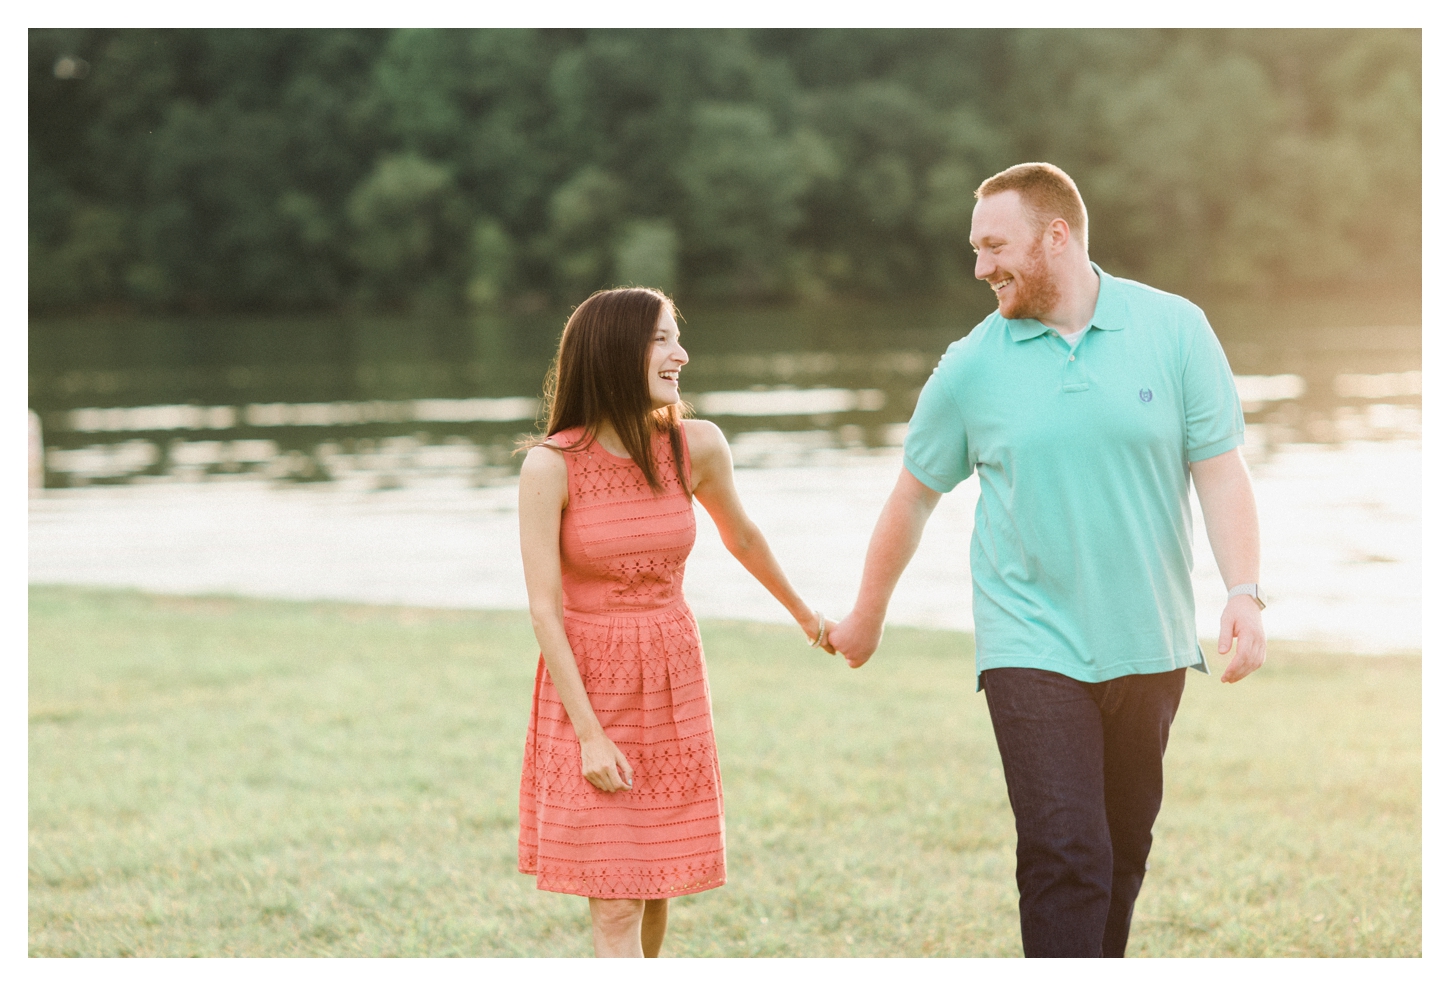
left=1005, top=263, right=1125, bottom=342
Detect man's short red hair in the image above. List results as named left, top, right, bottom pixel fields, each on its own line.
left=976, top=162, right=1089, bottom=251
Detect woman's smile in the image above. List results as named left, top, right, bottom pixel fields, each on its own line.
left=648, top=308, right=688, bottom=408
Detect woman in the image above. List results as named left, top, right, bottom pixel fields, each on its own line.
left=517, top=287, right=834, bottom=957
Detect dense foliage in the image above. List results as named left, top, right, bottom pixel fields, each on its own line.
left=29, top=28, right=1420, bottom=314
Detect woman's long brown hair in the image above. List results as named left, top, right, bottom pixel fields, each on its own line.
left=528, top=287, right=689, bottom=494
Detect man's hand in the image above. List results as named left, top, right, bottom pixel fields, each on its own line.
left=1189, top=449, right=1265, bottom=685
left=828, top=610, right=884, bottom=669
left=827, top=469, right=942, bottom=670
left=1217, top=593, right=1266, bottom=683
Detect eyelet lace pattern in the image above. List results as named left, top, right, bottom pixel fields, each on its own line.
left=518, top=426, right=726, bottom=899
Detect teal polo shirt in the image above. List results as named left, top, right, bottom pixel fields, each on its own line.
left=903, top=264, right=1243, bottom=688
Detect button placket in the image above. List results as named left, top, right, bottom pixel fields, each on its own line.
left=1061, top=337, right=1088, bottom=393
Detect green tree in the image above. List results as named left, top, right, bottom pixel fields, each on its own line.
left=27, top=28, right=1421, bottom=314
left=347, top=154, right=469, bottom=308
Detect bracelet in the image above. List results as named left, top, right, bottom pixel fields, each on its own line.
left=810, top=611, right=826, bottom=649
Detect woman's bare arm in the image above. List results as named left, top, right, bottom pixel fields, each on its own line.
left=518, top=444, right=633, bottom=791
left=684, top=419, right=835, bottom=651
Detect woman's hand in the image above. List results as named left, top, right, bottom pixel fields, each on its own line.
left=821, top=618, right=838, bottom=655
left=798, top=610, right=838, bottom=655
left=579, top=732, right=634, bottom=793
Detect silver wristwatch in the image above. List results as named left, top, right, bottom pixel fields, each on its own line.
left=1227, top=583, right=1266, bottom=610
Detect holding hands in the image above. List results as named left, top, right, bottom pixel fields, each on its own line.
left=826, top=609, right=882, bottom=668
left=799, top=609, right=839, bottom=655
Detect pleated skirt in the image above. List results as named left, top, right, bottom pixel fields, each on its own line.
left=518, top=603, right=726, bottom=899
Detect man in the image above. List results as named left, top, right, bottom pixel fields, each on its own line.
left=828, top=162, right=1266, bottom=958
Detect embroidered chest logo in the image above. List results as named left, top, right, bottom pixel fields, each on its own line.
left=1139, top=388, right=1154, bottom=403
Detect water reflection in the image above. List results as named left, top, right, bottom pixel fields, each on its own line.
left=29, top=307, right=1421, bottom=488
left=36, top=370, right=1422, bottom=488
left=66, top=397, right=541, bottom=432
left=28, top=306, right=1422, bottom=653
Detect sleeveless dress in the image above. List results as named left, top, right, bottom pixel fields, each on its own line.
left=517, top=425, right=727, bottom=899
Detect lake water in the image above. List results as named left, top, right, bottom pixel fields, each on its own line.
left=28, top=295, right=1422, bottom=654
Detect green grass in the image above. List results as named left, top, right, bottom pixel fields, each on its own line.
left=28, top=586, right=1421, bottom=957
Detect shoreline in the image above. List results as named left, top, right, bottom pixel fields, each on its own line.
left=28, top=438, right=1421, bottom=655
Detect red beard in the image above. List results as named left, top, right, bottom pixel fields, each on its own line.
left=997, top=240, right=1061, bottom=321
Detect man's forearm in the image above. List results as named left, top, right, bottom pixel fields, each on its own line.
left=1190, top=450, right=1260, bottom=588
left=853, top=469, right=943, bottom=622
left=1190, top=448, right=1268, bottom=682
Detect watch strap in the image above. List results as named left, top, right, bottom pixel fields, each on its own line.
left=1227, top=583, right=1266, bottom=610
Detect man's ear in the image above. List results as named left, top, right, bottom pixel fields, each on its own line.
left=1045, top=217, right=1072, bottom=255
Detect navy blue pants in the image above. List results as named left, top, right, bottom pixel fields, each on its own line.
left=981, top=666, right=1187, bottom=957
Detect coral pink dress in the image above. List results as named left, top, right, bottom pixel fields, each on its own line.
left=518, top=425, right=726, bottom=899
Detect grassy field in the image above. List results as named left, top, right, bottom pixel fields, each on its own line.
left=28, top=586, right=1421, bottom=957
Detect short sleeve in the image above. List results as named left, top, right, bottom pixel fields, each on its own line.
left=903, top=360, right=974, bottom=492
left=1181, top=309, right=1245, bottom=462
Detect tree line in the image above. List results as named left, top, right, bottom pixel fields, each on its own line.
left=29, top=28, right=1420, bottom=315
